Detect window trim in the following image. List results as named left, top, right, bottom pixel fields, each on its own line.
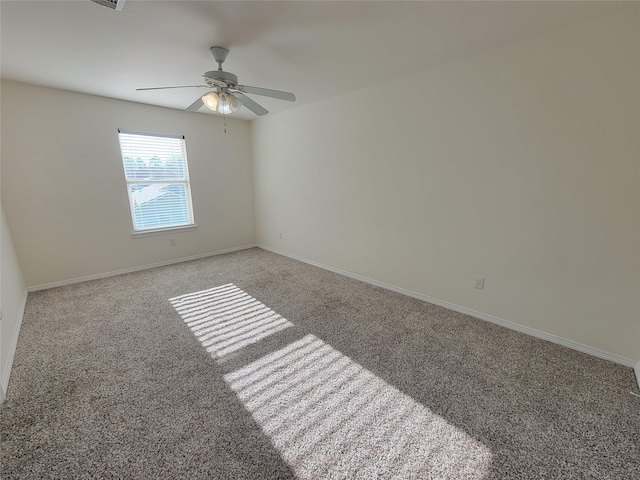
left=131, top=224, right=198, bottom=238
left=117, top=129, right=196, bottom=235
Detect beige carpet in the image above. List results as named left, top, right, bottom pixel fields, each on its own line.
left=1, top=247, right=639, bottom=479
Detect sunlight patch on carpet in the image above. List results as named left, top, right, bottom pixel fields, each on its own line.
left=225, top=335, right=493, bottom=479
left=172, top=285, right=492, bottom=478
left=170, top=284, right=293, bottom=358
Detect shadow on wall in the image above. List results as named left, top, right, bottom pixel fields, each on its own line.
left=170, top=284, right=492, bottom=479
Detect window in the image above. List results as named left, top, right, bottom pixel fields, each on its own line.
left=118, top=130, right=195, bottom=234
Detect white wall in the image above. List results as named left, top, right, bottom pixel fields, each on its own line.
left=252, top=8, right=640, bottom=362
left=1, top=81, right=256, bottom=287
left=1, top=206, right=27, bottom=399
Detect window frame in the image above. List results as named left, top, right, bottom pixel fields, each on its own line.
left=117, top=129, right=197, bottom=236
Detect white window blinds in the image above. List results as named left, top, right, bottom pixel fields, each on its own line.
left=118, top=130, right=195, bottom=231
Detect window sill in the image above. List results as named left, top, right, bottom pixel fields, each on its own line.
left=132, top=224, right=198, bottom=238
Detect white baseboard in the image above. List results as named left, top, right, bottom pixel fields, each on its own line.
left=1, top=288, right=29, bottom=399
left=258, top=244, right=638, bottom=369
left=635, top=361, right=640, bottom=391
left=28, top=244, right=257, bottom=292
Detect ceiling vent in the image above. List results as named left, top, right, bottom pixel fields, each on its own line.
left=90, top=0, right=126, bottom=11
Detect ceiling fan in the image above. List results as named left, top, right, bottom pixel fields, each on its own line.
left=136, top=46, right=296, bottom=116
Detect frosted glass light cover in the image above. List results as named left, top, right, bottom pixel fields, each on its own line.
left=217, top=93, right=242, bottom=114
left=202, top=92, right=219, bottom=111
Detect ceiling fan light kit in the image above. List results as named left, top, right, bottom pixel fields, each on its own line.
left=136, top=46, right=296, bottom=118
left=202, top=91, right=242, bottom=115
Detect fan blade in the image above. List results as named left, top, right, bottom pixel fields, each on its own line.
left=234, top=92, right=269, bottom=116
left=186, top=96, right=204, bottom=112
left=136, top=85, right=208, bottom=91
left=238, top=85, right=296, bottom=102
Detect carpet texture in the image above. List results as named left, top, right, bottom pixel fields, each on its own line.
left=1, top=247, right=639, bottom=479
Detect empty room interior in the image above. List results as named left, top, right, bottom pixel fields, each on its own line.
left=1, top=1, right=639, bottom=478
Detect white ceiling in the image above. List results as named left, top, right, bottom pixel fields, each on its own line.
left=0, top=1, right=629, bottom=121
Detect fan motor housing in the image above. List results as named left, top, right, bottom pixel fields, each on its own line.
left=204, top=70, right=238, bottom=87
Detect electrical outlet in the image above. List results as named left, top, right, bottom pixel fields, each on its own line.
left=475, top=278, right=485, bottom=289
left=279, top=232, right=283, bottom=240
left=169, top=238, right=176, bottom=246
